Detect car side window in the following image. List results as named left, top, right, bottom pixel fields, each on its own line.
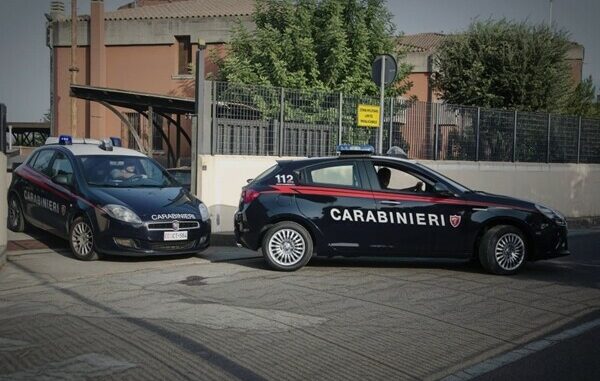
left=371, top=162, right=434, bottom=193
left=31, top=150, right=55, bottom=176
left=304, top=162, right=362, bottom=188
left=50, top=152, right=74, bottom=185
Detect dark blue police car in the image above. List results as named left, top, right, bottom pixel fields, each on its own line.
left=7, top=136, right=210, bottom=260
left=235, top=145, right=569, bottom=274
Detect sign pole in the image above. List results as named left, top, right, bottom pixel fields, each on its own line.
left=378, top=56, right=385, bottom=154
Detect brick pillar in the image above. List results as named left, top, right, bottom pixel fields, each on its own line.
left=89, top=0, right=106, bottom=138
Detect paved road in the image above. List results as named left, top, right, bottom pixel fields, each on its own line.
left=0, top=229, right=598, bottom=380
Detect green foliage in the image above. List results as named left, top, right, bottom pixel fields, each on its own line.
left=432, top=19, right=573, bottom=113
left=562, top=76, right=600, bottom=117
left=216, top=0, right=412, bottom=97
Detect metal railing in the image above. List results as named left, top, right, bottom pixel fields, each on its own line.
left=208, top=81, right=600, bottom=163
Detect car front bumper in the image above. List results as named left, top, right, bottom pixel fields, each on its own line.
left=531, top=224, right=570, bottom=260
left=93, top=217, right=211, bottom=257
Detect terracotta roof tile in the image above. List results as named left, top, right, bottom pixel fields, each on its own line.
left=97, top=0, right=255, bottom=21
left=397, top=33, right=449, bottom=52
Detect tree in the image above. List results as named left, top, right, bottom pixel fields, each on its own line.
left=432, top=19, right=573, bottom=112
left=216, top=0, right=412, bottom=96
left=562, top=76, right=600, bottom=117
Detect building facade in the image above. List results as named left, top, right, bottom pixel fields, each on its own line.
left=47, top=0, right=254, bottom=163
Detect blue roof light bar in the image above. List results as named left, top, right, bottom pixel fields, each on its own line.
left=336, top=144, right=375, bottom=155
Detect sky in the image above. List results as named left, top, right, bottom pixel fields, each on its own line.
left=0, top=0, right=598, bottom=122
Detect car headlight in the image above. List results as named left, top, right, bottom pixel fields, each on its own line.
left=535, top=204, right=566, bottom=226
left=103, top=204, right=142, bottom=224
left=198, top=203, right=210, bottom=221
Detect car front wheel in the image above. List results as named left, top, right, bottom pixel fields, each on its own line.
left=7, top=194, right=25, bottom=232
left=479, top=225, right=526, bottom=275
left=262, top=221, right=313, bottom=271
left=69, top=217, right=99, bottom=261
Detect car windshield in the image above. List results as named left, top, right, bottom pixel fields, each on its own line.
left=168, top=170, right=191, bottom=185
left=78, top=155, right=177, bottom=188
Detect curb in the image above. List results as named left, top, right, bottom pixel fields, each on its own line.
left=565, top=216, right=600, bottom=229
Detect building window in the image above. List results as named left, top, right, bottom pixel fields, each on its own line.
left=176, top=35, right=192, bottom=75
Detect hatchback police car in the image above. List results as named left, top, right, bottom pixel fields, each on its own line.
left=7, top=136, right=211, bottom=260
left=235, top=145, right=569, bottom=274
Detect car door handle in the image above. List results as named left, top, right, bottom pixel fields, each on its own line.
left=380, top=200, right=403, bottom=206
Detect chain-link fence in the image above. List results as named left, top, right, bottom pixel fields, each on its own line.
left=209, top=81, right=600, bottom=163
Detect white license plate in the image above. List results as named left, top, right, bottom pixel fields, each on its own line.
left=163, top=231, right=188, bottom=241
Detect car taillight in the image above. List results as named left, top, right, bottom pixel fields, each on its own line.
left=241, top=188, right=261, bottom=204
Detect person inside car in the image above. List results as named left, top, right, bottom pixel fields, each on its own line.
left=110, top=159, right=144, bottom=181
left=377, top=167, right=391, bottom=189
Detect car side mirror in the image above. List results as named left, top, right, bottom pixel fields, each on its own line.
left=434, top=182, right=452, bottom=196
left=10, top=162, right=22, bottom=172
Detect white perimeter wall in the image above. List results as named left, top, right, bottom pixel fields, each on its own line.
left=198, top=155, right=600, bottom=233
left=0, top=153, right=7, bottom=267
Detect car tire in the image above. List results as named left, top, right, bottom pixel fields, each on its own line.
left=69, top=217, right=99, bottom=261
left=479, top=225, right=527, bottom=275
left=262, top=221, right=313, bottom=271
left=7, top=194, right=25, bottom=232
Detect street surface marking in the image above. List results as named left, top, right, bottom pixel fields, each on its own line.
left=0, top=353, right=135, bottom=380
left=0, top=337, right=31, bottom=352
left=440, top=317, right=600, bottom=381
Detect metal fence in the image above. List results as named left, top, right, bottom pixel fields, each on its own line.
left=209, top=81, right=600, bottom=163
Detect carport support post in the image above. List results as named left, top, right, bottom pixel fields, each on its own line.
left=176, top=114, right=181, bottom=166
left=147, top=106, right=154, bottom=158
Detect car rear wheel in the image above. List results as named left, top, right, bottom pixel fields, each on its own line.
left=479, top=225, right=526, bottom=275
left=69, top=217, right=99, bottom=261
left=7, top=194, right=25, bottom=232
left=262, top=221, right=313, bottom=271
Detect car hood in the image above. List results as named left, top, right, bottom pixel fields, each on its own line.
left=463, top=191, right=537, bottom=211
left=88, top=186, right=201, bottom=220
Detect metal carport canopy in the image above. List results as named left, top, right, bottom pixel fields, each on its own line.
left=70, top=85, right=195, bottom=114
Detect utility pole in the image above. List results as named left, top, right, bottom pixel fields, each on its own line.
left=549, top=0, right=553, bottom=26
left=70, top=0, right=79, bottom=137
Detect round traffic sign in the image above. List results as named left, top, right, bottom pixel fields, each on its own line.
left=371, top=54, right=397, bottom=86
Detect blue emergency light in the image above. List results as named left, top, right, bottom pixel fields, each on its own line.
left=110, top=137, right=122, bottom=147
left=58, top=135, right=72, bottom=145
left=336, top=144, right=375, bottom=155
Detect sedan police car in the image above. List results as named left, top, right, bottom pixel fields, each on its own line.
left=235, top=145, right=569, bottom=274
left=8, top=136, right=211, bottom=260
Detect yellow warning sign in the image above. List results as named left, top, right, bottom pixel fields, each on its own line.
left=357, top=104, right=381, bottom=128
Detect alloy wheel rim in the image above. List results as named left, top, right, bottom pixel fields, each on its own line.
left=8, top=199, right=20, bottom=228
left=268, top=228, right=306, bottom=266
left=72, top=222, right=94, bottom=256
left=494, top=233, right=525, bottom=271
